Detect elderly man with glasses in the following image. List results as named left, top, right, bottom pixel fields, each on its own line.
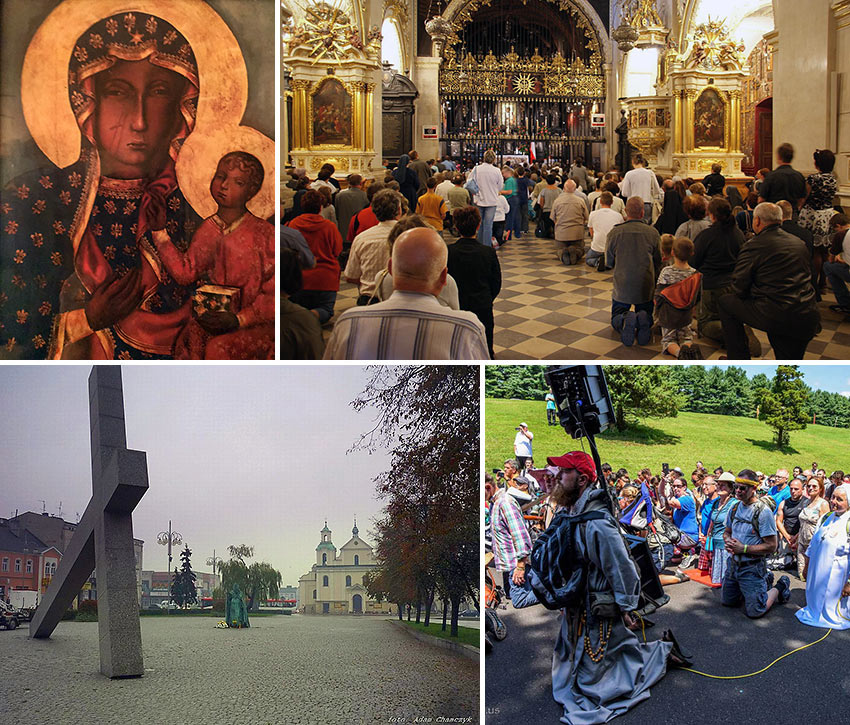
left=722, top=469, right=792, bottom=617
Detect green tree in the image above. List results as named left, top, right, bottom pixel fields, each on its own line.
left=484, top=366, right=547, bottom=399
left=751, top=373, right=771, bottom=418
left=760, top=366, right=810, bottom=448
left=604, top=366, right=684, bottom=431
left=219, top=545, right=281, bottom=611
left=171, top=545, right=197, bottom=608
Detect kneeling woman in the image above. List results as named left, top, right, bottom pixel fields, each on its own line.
left=796, top=483, right=850, bottom=629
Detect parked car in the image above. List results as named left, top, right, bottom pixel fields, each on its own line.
left=459, top=608, right=480, bottom=619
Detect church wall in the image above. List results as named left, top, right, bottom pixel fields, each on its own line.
left=772, top=0, right=833, bottom=178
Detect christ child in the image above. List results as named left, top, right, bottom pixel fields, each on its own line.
left=151, top=151, right=274, bottom=359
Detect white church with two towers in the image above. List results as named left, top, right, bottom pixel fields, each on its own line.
left=297, top=520, right=393, bottom=615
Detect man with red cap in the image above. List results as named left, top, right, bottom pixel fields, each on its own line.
left=541, top=451, right=689, bottom=724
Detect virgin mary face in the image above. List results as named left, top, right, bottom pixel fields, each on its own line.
left=93, top=59, right=185, bottom=178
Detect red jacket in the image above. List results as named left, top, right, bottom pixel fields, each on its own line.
left=286, top=214, right=342, bottom=291
left=347, top=206, right=378, bottom=242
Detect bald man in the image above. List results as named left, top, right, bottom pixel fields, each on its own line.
left=549, top=179, right=589, bottom=265
left=606, top=196, right=662, bottom=346
left=323, top=227, right=490, bottom=360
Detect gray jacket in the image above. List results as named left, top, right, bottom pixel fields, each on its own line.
left=608, top=220, right=662, bottom=303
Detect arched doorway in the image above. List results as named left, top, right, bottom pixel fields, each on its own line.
left=352, top=594, right=363, bottom=613
left=437, top=0, right=607, bottom=168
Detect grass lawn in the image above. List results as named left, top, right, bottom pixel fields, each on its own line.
left=400, top=620, right=480, bottom=649
left=486, top=399, right=850, bottom=475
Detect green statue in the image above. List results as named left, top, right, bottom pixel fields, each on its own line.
left=225, top=583, right=250, bottom=628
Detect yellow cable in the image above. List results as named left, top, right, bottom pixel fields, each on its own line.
left=681, top=629, right=832, bottom=679
left=631, top=611, right=836, bottom=680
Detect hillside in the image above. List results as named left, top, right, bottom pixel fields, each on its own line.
left=486, top=399, right=850, bottom=475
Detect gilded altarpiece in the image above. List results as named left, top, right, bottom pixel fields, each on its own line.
left=283, top=0, right=381, bottom=174
left=662, top=18, right=746, bottom=177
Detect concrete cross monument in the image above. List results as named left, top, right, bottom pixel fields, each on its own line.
left=29, top=366, right=149, bottom=678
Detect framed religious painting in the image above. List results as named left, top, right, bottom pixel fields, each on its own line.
left=0, top=0, right=275, bottom=360
left=308, top=77, right=354, bottom=148
left=694, top=87, right=726, bottom=149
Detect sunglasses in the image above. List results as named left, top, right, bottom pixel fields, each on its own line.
left=733, top=484, right=751, bottom=492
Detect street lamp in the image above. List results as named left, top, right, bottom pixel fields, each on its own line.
left=157, top=520, right=182, bottom=614
left=206, top=550, right=223, bottom=597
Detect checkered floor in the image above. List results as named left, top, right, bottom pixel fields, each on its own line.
left=325, top=232, right=850, bottom=360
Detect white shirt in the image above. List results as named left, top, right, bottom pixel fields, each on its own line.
left=588, top=207, right=625, bottom=253
left=514, top=429, right=533, bottom=457
left=344, top=221, right=394, bottom=295
left=435, top=179, right=454, bottom=202
left=494, top=195, right=510, bottom=222
left=620, top=167, right=661, bottom=203
left=323, top=290, right=489, bottom=360
left=472, top=163, right=505, bottom=207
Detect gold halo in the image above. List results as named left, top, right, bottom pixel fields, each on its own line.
left=176, top=126, right=275, bottom=220
left=21, top=0, right=248, bottom=169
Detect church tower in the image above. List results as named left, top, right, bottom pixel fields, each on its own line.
left=316, top=521, right=336, bottom=566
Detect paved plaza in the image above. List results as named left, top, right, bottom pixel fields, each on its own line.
left=486, top=574, right=850, bottom=725
left=2, top=615, right=479, bottom=725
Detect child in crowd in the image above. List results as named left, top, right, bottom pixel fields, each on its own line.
left=152, top=151, right=274, bottom=359
left=492, top=193, right=510, bottom=247
left=416, top=177, right=447, bottom=234
left=660, top=234, right=674, bottom=268
left=655, top=236, right=702, bottom=359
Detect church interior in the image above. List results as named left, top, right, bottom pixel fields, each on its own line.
left=282, top=0, right=850, bottom=360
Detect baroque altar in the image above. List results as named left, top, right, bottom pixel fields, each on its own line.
left=662, top=17, right=747, bottom=177
left=283, top=1, right=382, bottom=175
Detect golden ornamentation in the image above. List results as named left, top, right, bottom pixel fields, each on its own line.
left=310, top=156, right=350, bottom=171
left=288, top=0, right=380, bottom=64
left=440, top=47, right=604, bottom=98
left=513, top=73, right=535, bottom=94
left=620, top=0, right=663, bottom=29
left=686, top=17, right=745, bottom=71
left=697, top=159, right=723, bottom=172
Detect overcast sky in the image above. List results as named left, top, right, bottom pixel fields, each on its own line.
left=0, top=366, right=395, bottom=585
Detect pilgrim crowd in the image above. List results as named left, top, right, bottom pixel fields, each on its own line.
left=485, top=419, right=850, bottom=723
left=280, top=142, right=847, bottom=360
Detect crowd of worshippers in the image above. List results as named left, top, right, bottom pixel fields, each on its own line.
left=280, top=158, right=498, bottom=360
left=280, top=142, right=847, bottom=360
left=488, top=452, right=850, bottom=624
left=486, top=447, right=850, bottom=722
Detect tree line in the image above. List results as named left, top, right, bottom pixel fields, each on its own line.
left=353, top=366, right=479, bottom=637
left=485, top=365, right=850, bottom=443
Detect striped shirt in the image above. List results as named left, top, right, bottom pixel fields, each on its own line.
left=490, top=489, right=533, bottom=572
left=343, top=221, right=395, bottom=296
left=322, top=290, right=489, bottom=360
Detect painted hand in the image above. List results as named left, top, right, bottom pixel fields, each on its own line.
left=85, top=268, right=144, bottom=331
left=197, top=310, right=239, bottom=335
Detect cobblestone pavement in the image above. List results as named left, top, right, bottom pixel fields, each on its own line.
left=1, top=615, right=480, bottom=725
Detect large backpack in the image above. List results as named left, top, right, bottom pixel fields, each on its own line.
left=728, top=495, right=778, bottom=546
left=529, top=509, right=607, bottom=610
